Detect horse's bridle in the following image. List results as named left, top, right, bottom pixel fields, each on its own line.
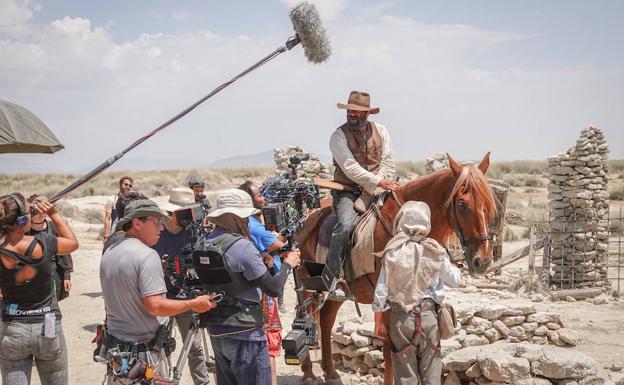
left=449, top=195, right=493, bottom=251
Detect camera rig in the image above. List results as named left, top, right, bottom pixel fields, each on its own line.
left=260, top=154, right=323, bottom=365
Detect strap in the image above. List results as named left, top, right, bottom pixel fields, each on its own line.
left=24, top=238, right=38, bottom=257
left=395, top=305, right=440, bottom=355
left=0, top=247, right=44, bottom=266
left=207, top=233, right=243, bottom=254
left=372, top=204, right=393, bottom=236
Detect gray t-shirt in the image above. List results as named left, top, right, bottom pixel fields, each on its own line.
left=100, top=237, right=168, bottom=342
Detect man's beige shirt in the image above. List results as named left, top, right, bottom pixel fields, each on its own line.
left=329, top=121, right=396, bottom=194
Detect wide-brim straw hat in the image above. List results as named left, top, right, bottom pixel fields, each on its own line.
left=207, top=189, right=261, bottom=219
left=160, top=187, right=195, bottom=212
left=337, top=90, right=380, bottom=114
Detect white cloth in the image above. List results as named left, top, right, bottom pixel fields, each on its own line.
left=372, top=201, right=460, bottom=313
left=104, top=194, right=118, bottom=214
left=329, top=122, right=396, bottom=194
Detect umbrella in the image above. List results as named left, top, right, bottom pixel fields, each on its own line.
left=0, top=99, right=64, bottom=154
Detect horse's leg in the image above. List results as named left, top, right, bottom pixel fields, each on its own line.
left=319, top=299, right=344, bottom=383
left=300, top=354, right=316, bottom=383
left=382, top=310, right=394, bottom=385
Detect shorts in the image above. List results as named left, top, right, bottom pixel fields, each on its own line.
left=265, top=328, right=282, bottom=358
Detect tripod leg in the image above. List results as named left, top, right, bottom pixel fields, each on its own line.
left=171, top=321, right=200, bottom=385
left=200, top=329, right=218, bottom=384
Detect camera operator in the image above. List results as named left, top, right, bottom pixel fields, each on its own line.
left=0, top=193, right=79, bottom=385
left=153, top=188, right=211, bottom=385
left=202, top=189, right=301, bottom=385
left=26, top=195, right=74, bottom=301
left=238, top=180, right=285, bottom=385
left=100, top=199, right=217, bottom=383
left=188, top=177, right=212, bottom=209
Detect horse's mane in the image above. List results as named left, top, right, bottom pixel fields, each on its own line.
left=402, top=165, right=496, bottom=221
left=442, top=165, right=496, bottom=221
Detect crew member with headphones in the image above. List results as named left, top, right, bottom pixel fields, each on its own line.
left=0, top=193, right=79, bottom=385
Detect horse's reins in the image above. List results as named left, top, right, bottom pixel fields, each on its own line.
left=449, top=193, right=493, bottom=251
left=373, top=190, right=403, bottom=235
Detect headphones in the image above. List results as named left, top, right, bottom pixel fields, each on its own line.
left=9, top=194, right=29, bottom=228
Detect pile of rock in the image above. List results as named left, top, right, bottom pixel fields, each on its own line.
left=442, top=343, right=601, bottom=385
left=546, top=125, right=610, bottom=288
left=449, top=304, right=580, bottom=353
left=425, top=153, right=449, bottom=174
left=331, top=320, right=385, bottom=379
left=273, top=146, right=331, bottom=180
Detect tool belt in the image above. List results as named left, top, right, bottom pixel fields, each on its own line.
left=93, top=323, right=175, bottom=382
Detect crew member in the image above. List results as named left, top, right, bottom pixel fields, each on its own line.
left=0, top=194, right=79, bottom=385
left=26, top=194, right=74, bottom=301
left=103, top=176, right=133, bottom=243
left=100, top=199, right=216, bottom=383
left=202, top=189, right=301, bottom=385
left=238, top=180, right=285, bottom=385
left=373, top=201, right=461, bottom=385
left=153, top=188, right=211, bottom=385
left=102, top=191, right=147, bottom=253
left=322, top=90, right=399, bottom=291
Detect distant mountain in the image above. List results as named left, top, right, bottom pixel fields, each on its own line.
left=0, top=150, right=333, bottom=174
left=205, top=150, right=275, bottom=168
left=0, top=157, right=54, bottom=173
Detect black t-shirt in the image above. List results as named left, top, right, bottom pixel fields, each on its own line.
left=27, top=220, right=73, bottom=280
left=152, top=227, right=191, bottom=299
left=0, top=232, right=61, bottom=322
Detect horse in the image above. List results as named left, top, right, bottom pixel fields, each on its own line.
left=296, top=152, right=497, bottom=385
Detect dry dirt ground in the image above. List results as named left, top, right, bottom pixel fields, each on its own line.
left=21, top=191, right=624, bottom=385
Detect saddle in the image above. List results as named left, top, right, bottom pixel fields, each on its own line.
left=300, top=192, right=387, bottom=290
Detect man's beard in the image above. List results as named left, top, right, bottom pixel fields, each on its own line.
left=347, top=116, right=368, bottom=130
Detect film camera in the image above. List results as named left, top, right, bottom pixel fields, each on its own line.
left=161, top=203, right=220, bottom=299
left=260, top=153, right=322, bottom=365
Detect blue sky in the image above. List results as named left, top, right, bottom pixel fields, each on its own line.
left=1, top=0, right=623, bottom=172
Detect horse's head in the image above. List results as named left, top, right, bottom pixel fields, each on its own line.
left=444, top=152, right=496, bottom=276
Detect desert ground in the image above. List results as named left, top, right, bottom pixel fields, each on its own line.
left=1, top=160, right=623, bottom=384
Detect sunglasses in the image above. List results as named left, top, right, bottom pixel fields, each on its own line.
left=142, top=217, right=165, bottom=226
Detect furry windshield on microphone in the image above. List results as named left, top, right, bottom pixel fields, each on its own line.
left=289, top=2, right=332, bottom=64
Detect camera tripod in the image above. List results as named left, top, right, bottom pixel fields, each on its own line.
left=170, top=314, right=216, bottom=385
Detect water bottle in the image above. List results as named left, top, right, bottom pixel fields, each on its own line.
left=44, top=313, right=56, bottom=338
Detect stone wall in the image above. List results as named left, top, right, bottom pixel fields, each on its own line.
left=331, top=306, right=578, bottom=380
left=273, top=146, right=331, bottom=179
left=547, top=125, right=610, bottom=288
left=425, top=153, right=449, bottom=174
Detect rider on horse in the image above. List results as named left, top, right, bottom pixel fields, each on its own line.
left=321, top=90, right=400, bottom=292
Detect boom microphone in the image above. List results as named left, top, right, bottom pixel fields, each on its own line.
left=289, top=2, right=331, bottom=64
left=49, top=2, right=332, bottom=203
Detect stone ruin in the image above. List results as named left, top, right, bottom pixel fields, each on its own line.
left=273, top=145, right=331, bottom=180
left=442, top=342, right=601, bottom=385
left=425, top=152, right=450, bottom=174
left=547, top=125, right=610, bottom=289
left=331, top=305, right=579, bottom=382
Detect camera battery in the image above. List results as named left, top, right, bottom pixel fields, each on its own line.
left=284, top=344, right=309, bottom=366
left=282, top=329, right=307, bottom=353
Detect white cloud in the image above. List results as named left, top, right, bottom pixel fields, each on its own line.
left=0, top=0, right=37, bottom=27
left=0, top=5, right=622, bottom=173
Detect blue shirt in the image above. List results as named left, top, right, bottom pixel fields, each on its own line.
left=248, top=215, right=281, bottom=271
left=152, top=227, right=192, bottom=299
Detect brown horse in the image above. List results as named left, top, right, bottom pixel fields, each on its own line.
left=296, top=152, right=497, bottom=385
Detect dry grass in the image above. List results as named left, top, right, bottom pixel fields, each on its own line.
left=0, top=167, right=274, bottom=199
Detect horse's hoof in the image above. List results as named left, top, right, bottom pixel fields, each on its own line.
left=323, top=378, right=343, bottom=385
